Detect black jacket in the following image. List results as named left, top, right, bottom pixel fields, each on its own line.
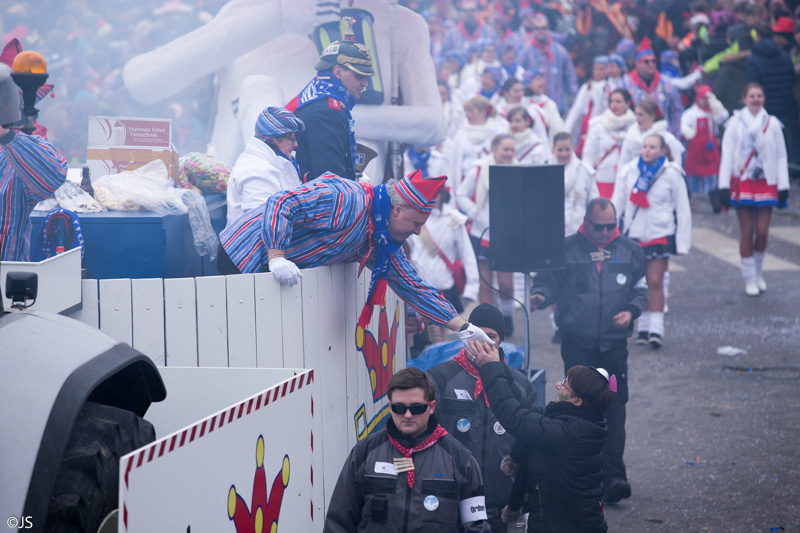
left=479, top=362, right=608, bottom=533
left=531, top=232, right=648, bottom=349
left=746, top=39, right=798, bottom=120
left=428, top=354, right=537, bottom=521
left=294, top=97, right=357, bottom=182
left=324, top=416, right=491, bottom=533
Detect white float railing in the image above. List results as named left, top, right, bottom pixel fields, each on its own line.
left=69, top=263, right=407, bottom=531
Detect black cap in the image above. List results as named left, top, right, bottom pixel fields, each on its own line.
left=315, top=40, right=375, bottom=76
left=468, top=303, right=505, bottom=341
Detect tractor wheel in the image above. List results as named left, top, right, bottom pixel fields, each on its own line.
left=45, top=401, right=155, bottom=533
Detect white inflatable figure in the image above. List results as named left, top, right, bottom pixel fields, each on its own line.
left=122, top=0, right=446, bottom=180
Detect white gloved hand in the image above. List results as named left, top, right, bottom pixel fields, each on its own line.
left=456, top=323, right=496, bottom=354
left=269, top=257, right=304, bottom=287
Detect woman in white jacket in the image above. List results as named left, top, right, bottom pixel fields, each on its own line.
left=448, top=95, right=508, bottom=194
left=582, top=88, right=636, bottom=198
left=523, top=69, right=567, bottom=146
left=619, top=99, right=684, bottom=170
left=718, top=83, right=790, bottom=296
left=456, top=134, right=518, bottom=333
left=564, top=55, right=609, bottom=156
left=225, top=107, right=304, bottom=227
left=613, top=134, right=691, bottom=349
left=508, top=106, right=550, bottom=165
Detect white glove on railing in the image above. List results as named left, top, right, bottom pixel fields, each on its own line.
left=456, top=323, right=496, bottom=354
left=269, top=257, right=304, bottom=287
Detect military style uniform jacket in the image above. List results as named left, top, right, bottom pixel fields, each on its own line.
left=295, top=98, right=356, bottom=182
left=324, top=416, right=491, bottom=533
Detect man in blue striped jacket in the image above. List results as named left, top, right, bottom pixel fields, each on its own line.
left=0, top=121, right=68, bottom=262
left=218, top=170, right=493, bottom=343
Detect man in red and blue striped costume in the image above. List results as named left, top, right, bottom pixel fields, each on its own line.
left=219, top=170, right=495, bottom=345
left=0, top=123, right=68, bottom=262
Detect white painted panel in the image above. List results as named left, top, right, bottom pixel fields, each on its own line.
left=300, top=269, right=320, bottom=370
left=343, top=264, right=360, bottom=450
left=98, top=279, right=132, bottom=345
left=196, top=276, right=228, bottom=367
left=299, top=268, right=325, bottom=528
left=226, top=274, right=257, bottom=368
left=254, top=272, right=283, bottom=368
left=164, top=278, right=198, bottom=367
left=317, top=264, right=346, bottom=518
left=71, top=279, right=99, bottom=328
left=280, top=280, right=304, bottom=368
left=121, top=370, right=314, bottom=533
left=132, top=278, right=165, bottom=365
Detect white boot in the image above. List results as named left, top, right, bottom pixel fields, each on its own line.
left=754, top=251, right=767, bottom=292
left=741, top=257, right=759, bottom=296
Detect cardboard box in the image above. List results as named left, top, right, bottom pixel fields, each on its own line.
left=88, top=116, right=172, bottom=148
left=86, top=146, right=180, bottom=181
left=86, top=116, right=180, bottom=181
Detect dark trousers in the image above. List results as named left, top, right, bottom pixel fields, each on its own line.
left=216, top=243, right=242, bottom=275
left=561, top=334, right=629, bottom=483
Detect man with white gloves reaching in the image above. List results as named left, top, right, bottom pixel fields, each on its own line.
left=218, top=170, right=494, bottom=346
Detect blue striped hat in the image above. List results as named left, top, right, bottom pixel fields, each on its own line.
left=255, top=107, right=305, bottom=141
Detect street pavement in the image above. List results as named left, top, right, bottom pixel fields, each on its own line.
left=502, top=182, right=800, bottom=532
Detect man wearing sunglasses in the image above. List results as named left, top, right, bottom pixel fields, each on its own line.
left=324, top=367, right=491, bottom=532
left=529, top=197, right=647, bottom=504
left=627, top=38, right=683, bottom=137
left=428, top=304, right=536, bottom=533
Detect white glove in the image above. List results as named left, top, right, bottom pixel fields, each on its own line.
left=681, top=124, right=697, bottom=140
left=269, top=257, right=304, bottom=287
left=456, top=323, right=496, bottom=354
left=707, top=93, right=726, bottom=115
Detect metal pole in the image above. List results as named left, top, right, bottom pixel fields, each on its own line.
left=524, top=271, right=532, bottom=371
left=387, top=0, right=403, bottom=181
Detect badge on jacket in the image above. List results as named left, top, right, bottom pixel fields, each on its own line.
left=328, top=98, right=341, bottom=110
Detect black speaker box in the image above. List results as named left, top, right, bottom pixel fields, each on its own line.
left=488, top=164, right=565, bottom=272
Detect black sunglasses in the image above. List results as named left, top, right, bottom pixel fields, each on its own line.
left=390, top=402, right=430, bottom=415
left=590, top=222, right=617, bottom=231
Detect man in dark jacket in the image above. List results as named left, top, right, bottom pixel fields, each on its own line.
left=746, top=25, right=800, bottom=177
left=471, top=345, right=612, bottom=533
left=529, top=197, right=648, bottom=504
left=324, top=368, right=491, bottom=533
left=428, top=304, right=537, bottom=533
left=286, top=36, right=374, bottom=182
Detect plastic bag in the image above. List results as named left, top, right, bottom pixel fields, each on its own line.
left=180, top=151, right=231, bottom=193
left=53, top=180, right=106, bottom=213
left=97, top=160, right=186, bottom=214
left=181, top=189, right=218, bottom=260
left=408, top=340, right=526, bottom=371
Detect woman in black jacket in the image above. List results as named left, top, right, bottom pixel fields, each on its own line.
left=470, top=340, right=613, bottom=533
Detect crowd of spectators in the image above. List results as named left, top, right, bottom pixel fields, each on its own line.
left=0, top=0, right=227, bottom=165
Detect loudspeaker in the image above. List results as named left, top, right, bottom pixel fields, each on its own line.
left=489, top=164, right=565, bottom=272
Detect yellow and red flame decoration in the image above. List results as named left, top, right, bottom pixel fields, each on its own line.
left=228, top=436, right=289, bottom=533
left=354, top=301, right=400, bottom=440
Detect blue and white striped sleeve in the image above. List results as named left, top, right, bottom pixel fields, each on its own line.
left=386, top=249, right=458, bottom=326
left=261, top=181, right=340, bottom=250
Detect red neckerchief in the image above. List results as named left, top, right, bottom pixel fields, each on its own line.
left=453, top=348, right=505, bottom=406
left=386, top=424, right=448, bottom=488
left=533, top=35, right=555, bottom=63
left=577, top=221, right=620, bottom=273
left=457, top=20, right=483, bottom=41
left=629, top=69, right=661, bottom=96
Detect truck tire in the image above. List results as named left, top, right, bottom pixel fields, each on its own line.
left=45, top=401, right=156, bottom=533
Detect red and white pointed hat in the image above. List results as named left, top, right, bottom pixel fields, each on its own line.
left=394, top=170, right=447, bottom=214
